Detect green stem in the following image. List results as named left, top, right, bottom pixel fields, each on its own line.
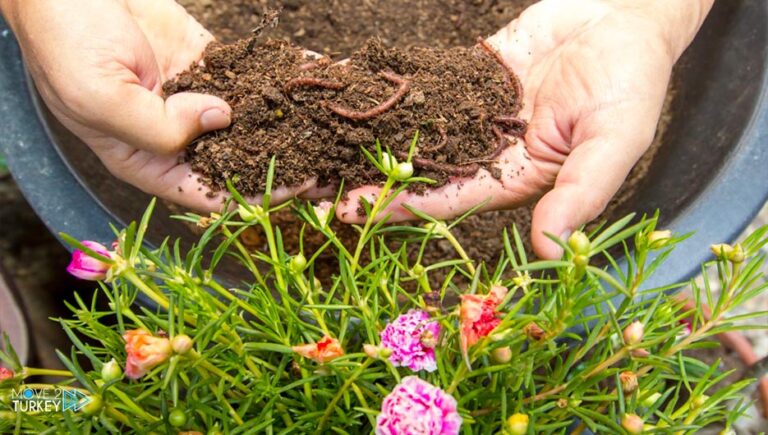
left=260, top=217, right=287, bottom=292
left=123, top=269, right=169, bottom=311
left=439, top=226, right=476, bottom=276
left=107, top=387, right=160, bottom=422
left=351, top=179, right=396, bottom=273
left=22, top=368, right=72, bottom=378
left=105, top=406, right=133, bottom=427
left=316, top=360, right=373, bottom=433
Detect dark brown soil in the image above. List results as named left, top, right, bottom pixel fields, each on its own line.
left=164, top=37, right=525, bottom=195
left=176, top=0, right=671, bottom=265
left=178, top=0, right=529, bottom=56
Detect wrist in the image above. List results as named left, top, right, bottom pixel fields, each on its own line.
left=626, top=0, right=715, bottom=61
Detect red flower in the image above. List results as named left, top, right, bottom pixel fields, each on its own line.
left=460, top=285, right=508, bottom=361
left=123, top=329, right=172, bottom=379
left=292, top=336, right=345, bottom=363
left=0, top=367, right=13, bottom=381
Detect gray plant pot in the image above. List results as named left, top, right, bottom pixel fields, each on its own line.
left=0, top=0, right=767, bottom=294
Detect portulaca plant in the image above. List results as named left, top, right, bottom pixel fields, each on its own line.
left=0, top=142, right=767, bottom=434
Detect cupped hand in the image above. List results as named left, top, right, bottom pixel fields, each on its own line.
left=335, top=0, right=712, bottom=259
left=2, top=0, right=324, bottom=210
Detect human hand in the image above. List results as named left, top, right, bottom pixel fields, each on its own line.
left=1, top=0, right=316, bottom=209
left=335, top=0, right=713, bottom=259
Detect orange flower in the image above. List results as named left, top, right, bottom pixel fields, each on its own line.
left=460, top=285, right=508, bottom=362
left=292, top=336, right=345, bottom=363
left=123, top=329, right=172, bottom=379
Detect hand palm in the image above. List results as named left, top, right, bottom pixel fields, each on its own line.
left=18, top=0, right=233, bottom=210
left=336, top=0, right=675, bottom=259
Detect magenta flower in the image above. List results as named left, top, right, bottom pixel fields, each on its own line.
left=66, top=241, right=112, bottom=281
left=380, top=309, right=440, bottom=372
left=376, top=376, right=461, bottom=435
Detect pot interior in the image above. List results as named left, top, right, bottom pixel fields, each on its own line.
left=30, top=0, right=767, bottom=284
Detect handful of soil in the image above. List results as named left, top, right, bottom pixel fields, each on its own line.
left=163, top=37, right=526, bottom=197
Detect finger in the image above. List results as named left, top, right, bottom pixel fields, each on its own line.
left=336, top=141, right=546, bottom=224
left=531, top=133, right=650, bottom=260
left=86, top=86, right=231, bottom=156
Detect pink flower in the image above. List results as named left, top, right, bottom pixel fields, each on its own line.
left=292, top=336, right=345, bottom=363
left=124, top=329, right=172, bottom=379
left=0, top=367, right=13, bottom=381
left=376, top=376, right=462, bottom=435
left=380, top=310, right=440, bottom=372
left=66, top=241, right=112, bottom=281
left=460, top=285, right=508, bottom=358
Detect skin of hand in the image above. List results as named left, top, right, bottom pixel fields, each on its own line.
left=0, top=0, right=327, bottom=210
left=335, top=0, right=714, bottom=259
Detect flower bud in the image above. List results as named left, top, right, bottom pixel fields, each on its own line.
left=491, top=346, right=512, bottom=364
left=168, top=407, right=187, bottom=427
left=623, top=321, right=644, bottom=346
left=647, top=230, right=672, bottom=249
left=313, top=201, right=333, bottom=228
left=727, top=244, right=745, bottom=264
left=621, top=413, right=643, bottom=434
left=0, top=368, right=13, bottom=381
left=289, top=254, right=307, bottom=273
left=101, top=359, right=122, bottom=382
left=573, top=255, right=589, bottom=268
left=363, top=344, right=391, bottom=359
left=237, top=204, right=265, bottom=223
left=619, top=371, right=638, bottom=394
left=641, top=392, right=662, bottom=408
left=172, top=334, right=194, bottom=355
left=568, top=231, right=590, bottom=255
left=411, top=264, right=426, bottom=277
left=364, top=344, right=381, bottom=359
left=710, top=243, right=734, bottom=259
left=80, top=395, right=103, bottom=416
left=392, top=162, right=414, bottom=181
left=523, top=322, right=546, bottom=341
left=630, top=348, right=650, bottom=358
left=67, top=241, right=113, bottom=281
left=381, top=152, right=397, bottom=174
left=506, top=413, right=529, bottom=435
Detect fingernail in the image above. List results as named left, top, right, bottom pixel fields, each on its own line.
left=200, top=107, right=231, bottom=131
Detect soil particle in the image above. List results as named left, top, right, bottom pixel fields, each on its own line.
left=177, top=0, right=672, bottom=265
left=164, top=38, right=525, bottom=196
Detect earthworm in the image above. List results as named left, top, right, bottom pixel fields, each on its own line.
left=420, top=124, right=448, bottom=154
left=326, top=71, right=412, bottom=121
left=395, top=124, right=512, bottom=177
left=477, top=37, right=524, bottom=101
left=493, top=115, right=528, bottom=137
left=299, top=57, right=332, bottom=72
left=458, top=126, right=511, bottom=165
left=283, top=77, right=346, bottom=95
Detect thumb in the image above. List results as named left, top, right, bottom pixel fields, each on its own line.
left=90, top=84, right=231, bottom=155
left=531, top=133, right=649, bottom=259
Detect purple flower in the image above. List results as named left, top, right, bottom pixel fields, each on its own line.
left=376, top=376, right=461, bottom=435
left=380, top=309, right=440, bottom=372
left=66, top=241, right=112, bottom=281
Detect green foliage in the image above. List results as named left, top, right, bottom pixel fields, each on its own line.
left=1, top=148, right=767, bottom=434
